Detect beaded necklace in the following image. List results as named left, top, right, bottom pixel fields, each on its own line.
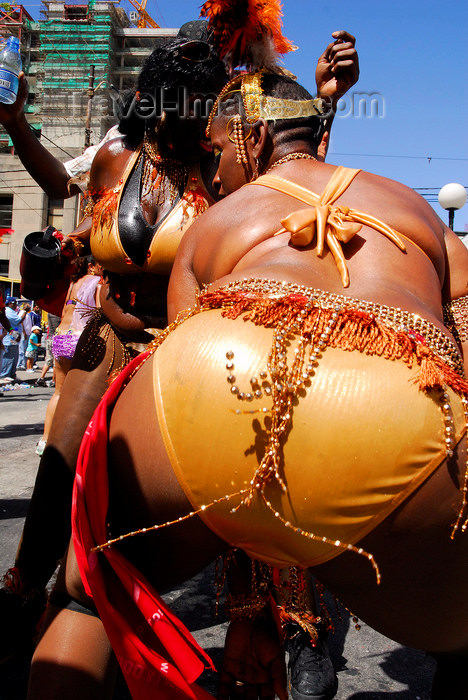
left=140, top=132, right=188, bottom=205
left=264, top=151, right=316, bottom=175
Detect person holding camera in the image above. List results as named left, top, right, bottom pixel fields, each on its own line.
left=0, top=297, right=26, bottom=382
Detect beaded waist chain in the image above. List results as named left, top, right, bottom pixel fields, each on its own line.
left=201, top=278, right=464, bottom=377
left=95, top=278, right=468, bottom=582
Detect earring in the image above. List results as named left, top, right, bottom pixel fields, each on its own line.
left=227, top=115, right=251, bottom=165
left=250, top=156, right=260, bottom=182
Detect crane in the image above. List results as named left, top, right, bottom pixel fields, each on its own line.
left=126, top=0, right=160, bottom=29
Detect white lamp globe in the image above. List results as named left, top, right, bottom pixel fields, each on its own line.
left=438, top=183, right=467, bottom=211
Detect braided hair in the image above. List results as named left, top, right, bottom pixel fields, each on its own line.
left=119, top=38, right=228, bottom=161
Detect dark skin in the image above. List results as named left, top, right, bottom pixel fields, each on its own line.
left=19, top=35, right=360, bottom=700
left=31, top=106, right=468, bottom=700
left=316, top=31, right=360, bottom=103
left=168, top=118, right=468, bottom=696
left=127, top=126, right=468, bottom=699
left=0, top=288, right=10, bottom=333
left=0, top=309, right=11, bottom=333
left=315, top=30, right=359, bottom=154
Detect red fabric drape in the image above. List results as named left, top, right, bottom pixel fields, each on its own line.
left=72, top=351, right=215, bottom=699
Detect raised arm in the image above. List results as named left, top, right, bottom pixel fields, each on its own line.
left=315, top=31, right=359, bottom=107
left=315, top=31, right=359, bottom=160
left=0, top=74, right=79, bottom=199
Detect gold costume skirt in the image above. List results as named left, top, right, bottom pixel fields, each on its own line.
left=150, top=281, right=468, bottom=570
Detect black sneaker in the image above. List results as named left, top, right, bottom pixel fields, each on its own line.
left=35, top=378, right=46, bottom=387
left=287, top=622, right=338, bottom=700
left=0, top=568, right=47, bottom=664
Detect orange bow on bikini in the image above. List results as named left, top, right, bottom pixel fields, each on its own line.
left=250, top=167, right=406, bottom=287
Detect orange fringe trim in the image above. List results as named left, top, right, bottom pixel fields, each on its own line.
left=200, top=289, right=468, bottom=395
left=91, top=187, right=120, bottom=233
left=278, top=608, right=319, bottom=643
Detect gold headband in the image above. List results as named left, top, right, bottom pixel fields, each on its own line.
left=206, top=71, right=324, bottom=137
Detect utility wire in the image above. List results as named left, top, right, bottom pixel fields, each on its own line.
left=0, top=173, right=45, bottom=217
left=331, top=152, right=468, bottom=163
left=37, top=131, right=78, bottom=159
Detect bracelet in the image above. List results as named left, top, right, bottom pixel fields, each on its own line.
left=71, top=238, right=85, bottom=255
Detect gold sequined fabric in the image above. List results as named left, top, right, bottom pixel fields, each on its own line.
left=134, top=282, right=468, bottom=573
left=89, top=150, right=211, bottom=276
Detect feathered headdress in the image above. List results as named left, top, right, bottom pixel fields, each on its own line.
left=199, top=0, right=296, bottom=73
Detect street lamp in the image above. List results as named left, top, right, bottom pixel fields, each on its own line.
left=438, top=183, right=467, bottom=231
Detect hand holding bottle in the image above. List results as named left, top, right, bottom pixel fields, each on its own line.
left=0, top=36, right=22, bottom=105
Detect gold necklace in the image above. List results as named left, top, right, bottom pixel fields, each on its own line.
left=264, top=151, right=316, bottom=175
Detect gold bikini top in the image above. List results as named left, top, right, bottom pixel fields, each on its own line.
left=248, top=166, right=427, bottom=287
left=90, top=147, right=213, bottom=276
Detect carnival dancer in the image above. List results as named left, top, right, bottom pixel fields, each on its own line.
left=55, top=66, right=468, bottom=700
left=0, top=25, right=228, bottom=667
left=35, top=255, right=102, bottom=457
left=1, top=20, right=359, bottom=697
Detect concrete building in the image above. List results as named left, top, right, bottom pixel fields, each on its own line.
left=0, top=1, right=176, bottom=295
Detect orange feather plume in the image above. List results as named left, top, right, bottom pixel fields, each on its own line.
left=200, top=0, right=295, bottom=70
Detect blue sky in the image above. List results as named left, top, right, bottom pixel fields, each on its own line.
left=24, top=0, right=468, bottom=231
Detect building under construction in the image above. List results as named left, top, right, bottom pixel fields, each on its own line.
left=0, top=0, right=176, bottom=286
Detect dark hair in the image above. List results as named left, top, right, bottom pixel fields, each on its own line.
left=71, top=255, right=97, bottom=283
left=217, top=72, right=326, bottom=154
left=119, top=38, right=228, bottom=155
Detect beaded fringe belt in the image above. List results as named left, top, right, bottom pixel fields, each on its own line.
left=79, top=310, right=138, bottom=380
left=95, top=280, right=468, bottom=583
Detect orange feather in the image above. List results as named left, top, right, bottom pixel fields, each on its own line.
left=200, top=0, right=295, bottom=69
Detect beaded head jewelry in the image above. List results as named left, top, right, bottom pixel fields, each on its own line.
left=201, top=1, right=323, bottom=166
left=206, top=71, right=324, bottom=138
left=206, top=70, right=324, bottom=167
left=226, top=115, right=252, bottom=164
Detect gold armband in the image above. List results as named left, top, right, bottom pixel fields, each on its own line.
left=444, top=295, right=468, bottom=343
left=67, top=173, right=89, bottom=196
left=70, top=238, right=85, bottom=255
left=81, top=199, right=95, bottom=220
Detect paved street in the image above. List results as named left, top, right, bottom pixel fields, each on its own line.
left=0, top=367, right=435, bottom=699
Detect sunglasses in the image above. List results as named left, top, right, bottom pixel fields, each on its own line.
left=176, top=39, right=213, bottom=62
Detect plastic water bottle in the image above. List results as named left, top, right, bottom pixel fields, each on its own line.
left=0, top=36, right=22, bottom=105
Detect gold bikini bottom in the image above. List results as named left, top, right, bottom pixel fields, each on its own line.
left=150, top=281, right=468, bottom=570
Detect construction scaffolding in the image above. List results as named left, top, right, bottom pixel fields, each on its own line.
left=0, top=4, right=34, bottom=72
left=0, top=4, right=33, bottom=45
left=37, top=4, right=117, bottom=91
left=31, top=1, right=127, bottom=145
left=31, top=1, right=174, bottom=145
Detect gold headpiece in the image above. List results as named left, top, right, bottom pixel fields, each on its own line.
left=206, top=71, right=324, bottom=137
